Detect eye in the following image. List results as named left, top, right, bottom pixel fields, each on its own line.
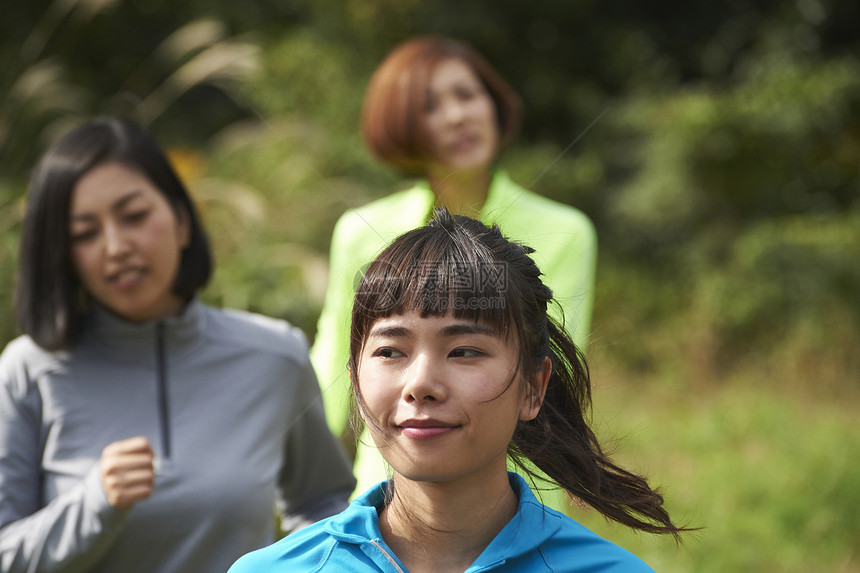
left=372, top=347, right=405, bottom=359
left=424, top=93, right=439, bottom=113
left=122, top=209, right=150, bottom=224
left=70, top=228, right=98, bottom=243
left=455, top=86, right=476, bottom=101
left=450, top=347, right=483, bottom=358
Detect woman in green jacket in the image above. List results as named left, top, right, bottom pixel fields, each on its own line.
left=311, top=36, right=597, bottom=511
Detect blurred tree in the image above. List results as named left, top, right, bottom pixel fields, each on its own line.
left=0, top=0, right=262, bottom=183
left=1, top=0, right=858, bottom=373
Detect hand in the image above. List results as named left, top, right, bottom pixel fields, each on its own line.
left=99, top=436, right=156, bottom=510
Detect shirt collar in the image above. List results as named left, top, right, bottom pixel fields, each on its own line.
left=323, top=473, right=564, bottom=566
left=471, top=473, right=565, bottom=568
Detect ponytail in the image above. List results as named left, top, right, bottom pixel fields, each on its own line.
left=510, top=317, right=688, bottom=539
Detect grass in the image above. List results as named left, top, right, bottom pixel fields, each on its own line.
left=564, top=352, right=860, bottom=572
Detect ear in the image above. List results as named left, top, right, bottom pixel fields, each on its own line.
left=519, top=356, right=551, bottom=421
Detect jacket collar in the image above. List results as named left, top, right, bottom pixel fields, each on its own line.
left=82, top=298, right=206, bottom=363
left=324, top=473, right=564, bottom=569
left=412, top=170, right=523, bottom=222
left=322, top=480, right=388, bottom=543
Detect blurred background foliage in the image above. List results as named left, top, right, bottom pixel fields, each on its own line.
left=1, top=0, right=858, bottom=570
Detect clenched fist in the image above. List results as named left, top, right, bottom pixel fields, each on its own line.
left=99, top=436, right=156, bottom=510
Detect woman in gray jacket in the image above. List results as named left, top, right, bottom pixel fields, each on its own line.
left=0, top=117, right=355, bottom=573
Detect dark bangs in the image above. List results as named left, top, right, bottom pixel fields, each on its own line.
left=350, top=213, right=526, bottom=365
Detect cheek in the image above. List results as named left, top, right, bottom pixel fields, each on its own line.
left=70, top=245, right=97, bottom=285
left=469, top=376, right=525, bottom=423
left=470, top=96, right=497, bottom=128
left=479, top=102, right=499, bottom=137
left=462, top=367, right=515, bottom=401
left=421, top=116, right=445, bottom=148
left=355, top=364, right=393, bottom=417
left=147, top=218, right=186, bottom=262
left=155, top=216, right=182, bottom=240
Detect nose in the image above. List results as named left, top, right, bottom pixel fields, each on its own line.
left=401, top=353, right=447, bottom=404
left=104, top=223, right=132, bottom=259
left=441, top=99, right=466, bottom=125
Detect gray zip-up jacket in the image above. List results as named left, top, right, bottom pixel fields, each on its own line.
left=0, top=300, right=356, bottom=572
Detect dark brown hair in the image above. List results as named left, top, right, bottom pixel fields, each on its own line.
left=349, top=208, right=689, bottom=539
left=16, top=116, right=212, bottom=350
left=361, top=36, right=522, bottom=175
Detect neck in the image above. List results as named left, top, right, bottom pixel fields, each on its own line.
left=427, top=168, right=492, bottom=218
left=379, top=467, right=517, bottom=573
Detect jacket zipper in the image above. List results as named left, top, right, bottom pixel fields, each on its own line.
left=369, top=539, right=407, bottom=573
left=155, top=322, right=172, bottom=461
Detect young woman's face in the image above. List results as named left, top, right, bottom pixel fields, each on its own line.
left=69, top=161, right=190, bottom=322
left=421, top=58, right=499, bottom=178
left=357, top=312, right=542, bottom=485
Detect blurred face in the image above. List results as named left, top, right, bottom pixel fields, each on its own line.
left=69, top=162, right=190, bottom=322
left=421, top=58, right=499, bottom=177
left=357, top=312, right=542, bottom=485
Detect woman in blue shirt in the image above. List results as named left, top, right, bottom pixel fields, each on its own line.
left=230, top=210, right=688, bottom=572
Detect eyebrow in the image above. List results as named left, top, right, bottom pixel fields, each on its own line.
left=70, top=190, right=144, bottom=221
left=439, top=323, right=496, bottom=337
left=367, top=326, right=410, bottom=339
left=368, top=322, right=496, bottom=339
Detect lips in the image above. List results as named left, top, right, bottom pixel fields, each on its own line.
left=396, top=418, right=460, bottom=440
left=108, top=267, right=146, bottom=289
left=448, top=134, right=480, bottom=154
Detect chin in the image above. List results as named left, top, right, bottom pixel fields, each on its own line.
left=392, top=467, right=460, bottom=484
left=385, top=453, right=463, bottom=483
left=457, top=152, right=495, bottom=173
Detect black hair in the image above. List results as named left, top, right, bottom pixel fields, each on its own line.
left=15, top=116, right=212, bottom=350
left=348, top=208, right=689, bottom=539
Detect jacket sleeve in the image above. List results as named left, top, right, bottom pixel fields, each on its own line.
left=275, top=348, right=356, bottom=534
left=0, top=354, right=128, bottom=572
left=309, top=213, right=362, bottom=441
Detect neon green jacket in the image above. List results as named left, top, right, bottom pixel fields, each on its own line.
left=310, top=171, right=597, bottom=512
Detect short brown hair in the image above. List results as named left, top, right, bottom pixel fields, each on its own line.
left=361, top=36, right=522, bottom=175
